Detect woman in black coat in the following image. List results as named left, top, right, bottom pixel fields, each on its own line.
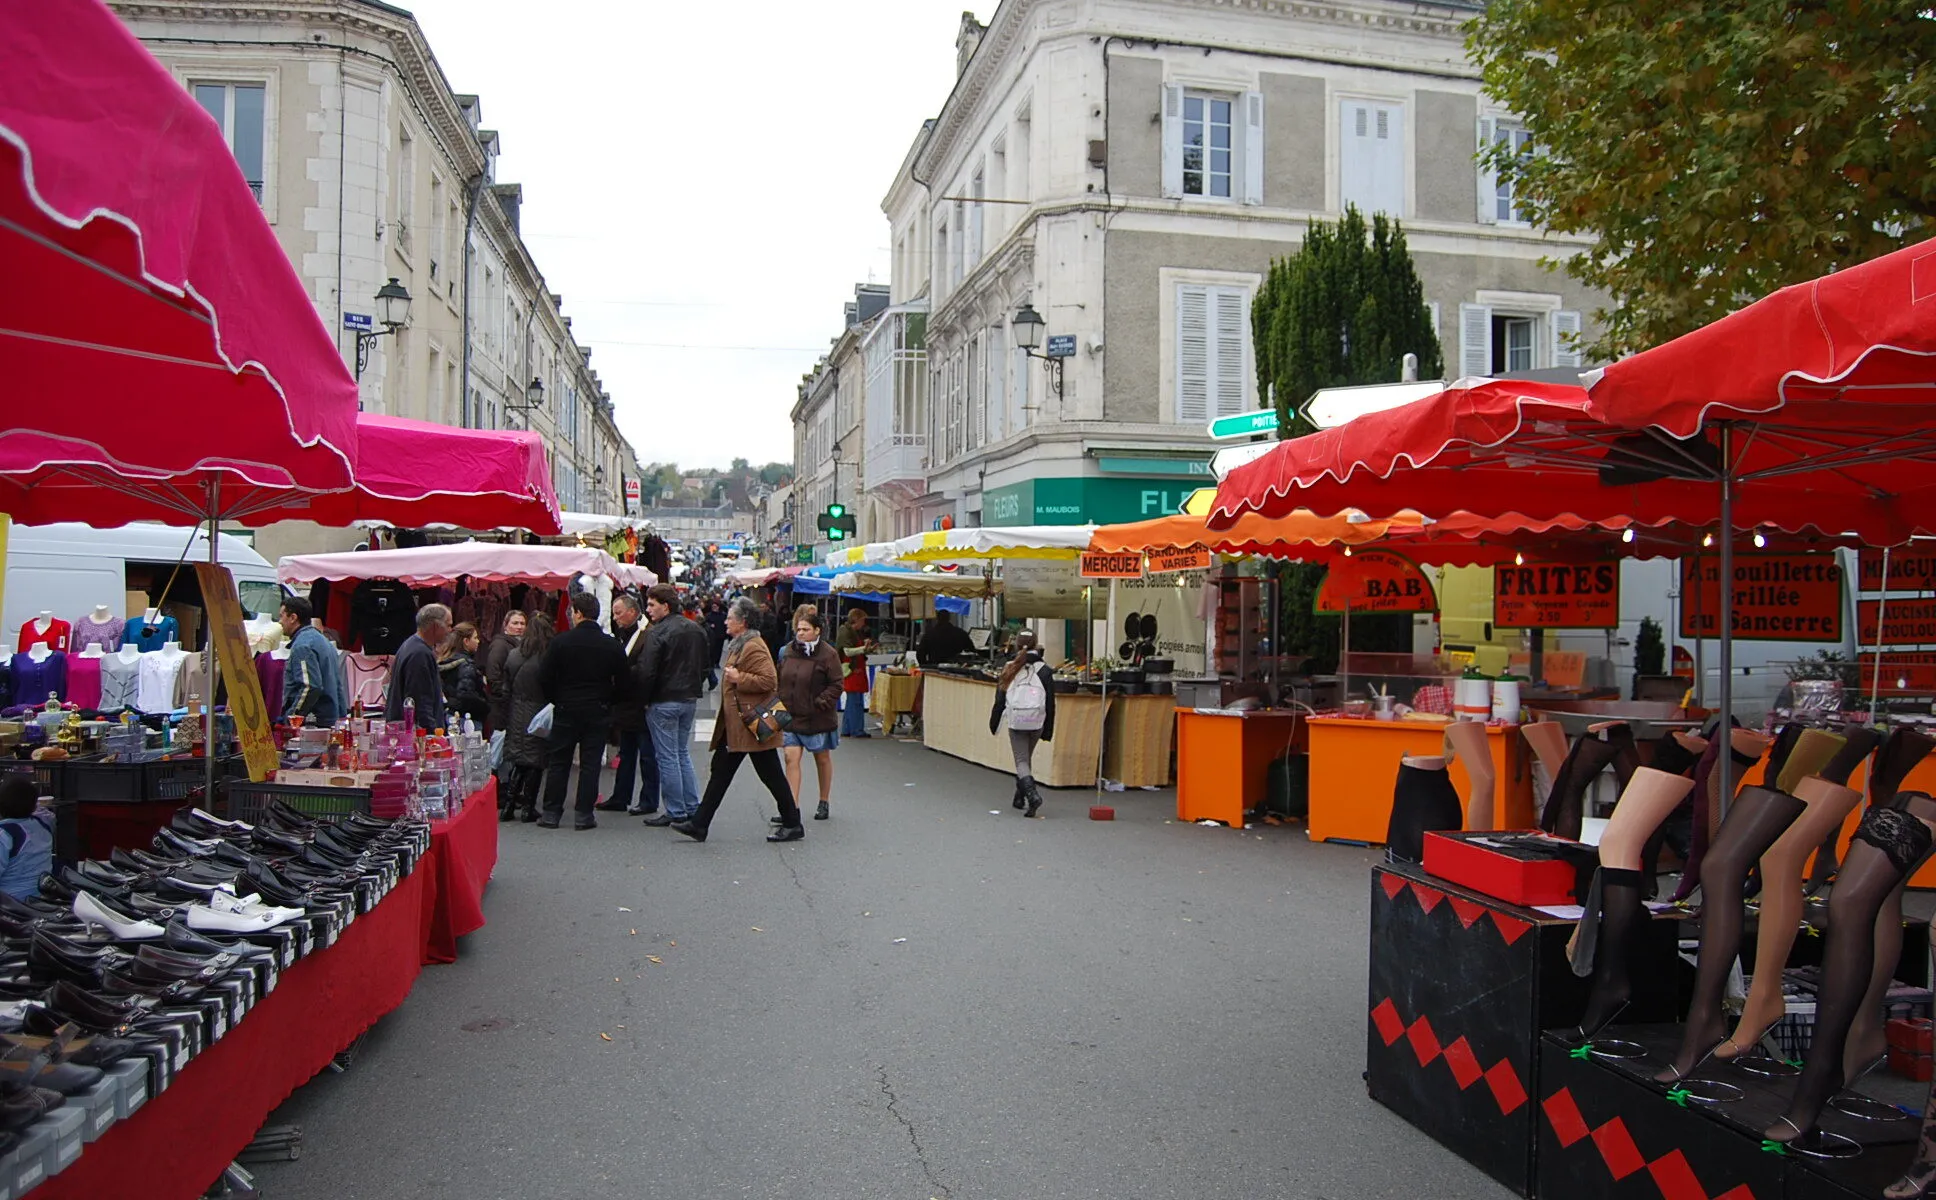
left=437, top=622, right=489, bottom=726
left=500, top=619, right=555, bottom=822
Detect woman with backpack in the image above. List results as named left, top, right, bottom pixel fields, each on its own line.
left=988, top=630, right=1056, bottom=817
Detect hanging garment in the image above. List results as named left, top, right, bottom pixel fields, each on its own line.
left=345, top=653, right=392, bottom=711
left=70, top=616, right=125, bottom=653
left=121, top=614, right=180, bottom=652
left=99, top=655, right=140, bottom=711
left=255, top=653, right=286, bottom=722
left=65, top=657, right=102, bottom=711
left=8, top=654, right=66, bottom=706
left=135, top=653, right=187, bottom=713
left=17, top=619, right=70, bottom=656
left=350, top=579, right=418, bottom=655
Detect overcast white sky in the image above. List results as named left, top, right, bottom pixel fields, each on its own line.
left=404, top=0, right=987, bottom=472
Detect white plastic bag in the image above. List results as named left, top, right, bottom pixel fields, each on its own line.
left=488, top=729, right=506, bottom=769
left=527, top=703, right=554, bottom=737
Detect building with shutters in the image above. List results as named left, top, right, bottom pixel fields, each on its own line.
left=874, top=0, right=1603, bottom=531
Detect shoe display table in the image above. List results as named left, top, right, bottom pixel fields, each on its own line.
left=1368, top=863, right=1683, bottom=1197
left=24, top=862, right=430, bottom=1200
left=421, top=779, right=498, bottom=965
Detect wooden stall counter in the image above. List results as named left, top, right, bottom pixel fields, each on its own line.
left=1103, top=694, right=1175, bottom=788
left=1175, top=708, right=1305, bottom=827
left=1306, top=716, right=1534, bottom=846
left=920, top=672, right=1105, bottom=788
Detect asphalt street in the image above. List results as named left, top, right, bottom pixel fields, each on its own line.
left=253, top=722, right=1515, bottom=1200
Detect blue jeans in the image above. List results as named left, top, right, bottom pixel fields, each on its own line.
left=613, top=725, right=660, bottom=812
left=841, top=689, right=868, bottom=737
left=647, top=700, right=700, bottom=819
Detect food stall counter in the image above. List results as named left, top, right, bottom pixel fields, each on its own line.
left=921, top=670, right=1106, bottom=787
left=1102, top=693, right=1176, bottom=787
left=1305, top=716, right=1535, bottom=845
left=1175, top=708, right=1307, bottom=826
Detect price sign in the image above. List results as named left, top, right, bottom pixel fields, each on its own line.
left=1148, top=547, right=1213, bottom=574
left=1858, top=598, right=1936, bottom=645
left=1492, top=561, right=1620, bottom=629
left=1079, top=551, right=1144, bottom=579
left=1679, top=553, right=1844, bottom=642
left=1859, top=551, right=1936, bottom=592
left=1315, top=549, right=1436, bottom=614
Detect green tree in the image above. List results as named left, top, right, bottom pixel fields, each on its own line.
left=1469, top=2, right=1936, bottom=360
left=1249, top=206, right=1440, bottom=667
left=1252, top=204, right=1442, bottom=439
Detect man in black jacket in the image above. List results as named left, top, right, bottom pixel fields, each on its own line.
left=639, top=583, right=710, bottom=826
left=597, top=593, right=661, bottom=815
left=537, top=592, right=627, bottom=830
left=384, top=603, right=450, bottom=731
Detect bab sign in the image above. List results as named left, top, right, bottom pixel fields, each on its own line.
left=1493, top=561, right=1620, bottom=629
left=1679, top=553, right=1843, bottom=642
left=1314, top=549, right=1436, bottom=614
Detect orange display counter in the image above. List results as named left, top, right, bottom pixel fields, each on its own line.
left=1175, top=708, right=1305, bottom=826
left=1305, top=716, right=1536, bottom=845
left=1821, top=752, right=1936, bottom=889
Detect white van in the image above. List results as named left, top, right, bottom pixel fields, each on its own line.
left=2, top=523, right=284, bottom=653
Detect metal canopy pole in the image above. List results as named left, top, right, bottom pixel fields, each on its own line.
left=205, top=479, right=221, bottom=808
left=1872, top=547, right=1892, bottom=720
left=1716, top=425, right=1736, bottom=815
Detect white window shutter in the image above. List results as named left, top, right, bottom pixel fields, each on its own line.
left=1177, top=285, right=1210, bottom=423
left=1241, top=91, right=1264, bottom=206
left=1459, top=303, right=1491, bottom=379
left=1552, top=310, right=1583, bottom=368
left=1213, top=288, right=1247, bottom=416
left=1476, top=116, right=1497, bottom=224
left=1428, top=301, right=1441, bottom=340
left=1161, top=85, right=1184, bottom=198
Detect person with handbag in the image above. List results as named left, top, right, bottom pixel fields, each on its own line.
left=779, top=607, right=846, bottom=821
left=672, top=597, right=803, bottom=843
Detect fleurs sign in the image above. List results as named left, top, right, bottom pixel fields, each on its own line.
left=1315, top=550, right=1436, bottom=614
left=1492, top=562, right=1620, bottom=629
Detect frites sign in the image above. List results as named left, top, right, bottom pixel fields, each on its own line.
left=1679, top=554, right=1844, bottom=642
left=1492, top=561, right=1620, bottom=629
left=1079, top=552, right=1144, bottom=579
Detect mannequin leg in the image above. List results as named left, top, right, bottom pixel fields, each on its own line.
left=1775, top=728, right=1848, bottom=794
left=1720, top=777, right=1864, bottom=1060
left=1847, top=868, right=1913, bottom=1085
left=1443, top=722, right=1496, bottom=830
left=1657, top=785, right=1808, bottom=1082
left=1760, top=723, right=1803, bottom=787
left=1569, top=769, right=1696, bottom=1041
left=1806, top=728, right=1886, bottom=892
left=1873, top=728, right=1936, bottom=806
left=1386, top=757, right=1462, bottom=864
left=1767, top=794, right=1936, bottom=1144
left=1885, top=925, right=1936, bottom=1200
left=1669, top=728, right=1774, bottom=904
left=1522, top=721, right=1568, bottom=779
left=1541, top=727, right=1626, bottom=841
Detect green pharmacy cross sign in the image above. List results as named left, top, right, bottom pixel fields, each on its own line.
left=1207, top=410, right=1278, bottom=440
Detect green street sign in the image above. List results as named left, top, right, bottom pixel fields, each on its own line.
left=1207, top=409, right=1279, bottom=440
left=795, top=545, right=813, bottom=564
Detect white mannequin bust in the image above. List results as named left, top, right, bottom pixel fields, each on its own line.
left=25, top=644, right=51, bottom=663
left=90, top=605, right=112, bottom=622
left=157, top=641, right=185, bottom=659
left=271, top=645, right=291, bottom=661
left=31, top=611, right=52, bottom=634
left=79, top=643, right=106, bottom=660
left=143, top=607, right=162, bottom=625
left=114, top=644, right=141, bottom=663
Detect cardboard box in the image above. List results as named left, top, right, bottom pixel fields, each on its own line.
left=1422, top=829, right=1584, bottom=907
left=274, top=768, right=383, bottom=789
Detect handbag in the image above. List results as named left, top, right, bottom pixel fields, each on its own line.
left=741, top=696, right=792, bottom=741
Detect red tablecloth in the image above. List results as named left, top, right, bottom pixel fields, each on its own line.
left=421, top=780, right=498, bottom=964
left=28, top=862, right=429, bottom=1200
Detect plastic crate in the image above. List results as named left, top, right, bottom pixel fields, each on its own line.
left=142, top=757, right=222, bottom=803
left=1770, top=1000, right=1818, bottom=1062
left=224, top=782, right=370, bottom=825
left=59, top=756, right=144, bottom=803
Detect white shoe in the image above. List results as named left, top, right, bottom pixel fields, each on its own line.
left=211, top=887, right=304, bottom=923
left=73, top=891, right=166, bottom=940
left=185, top=903, right=295, bottom=932
left=190, top=807, right=253, bottom=832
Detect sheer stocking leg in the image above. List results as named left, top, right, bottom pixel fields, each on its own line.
left=1806, top=728, right=1885, bottom=892
left=1657, top=785, right=1806, bottom=1082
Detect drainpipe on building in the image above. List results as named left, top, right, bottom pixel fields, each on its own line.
left=458, top=172, right=486, bottom=428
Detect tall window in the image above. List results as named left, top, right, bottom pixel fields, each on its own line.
left=429, top=177, right=446, bottom=282
left=396, top=127, right=415, bottom=252
left=968, top=166, right=985, bottom=268
left=1479, top=118, right=1533, bottom=224
left=1491, top=315, right=1535, bottom=373
left=193, top=82, right=266, bottom=201
left=1183, top=93, right=1233, bottom=199
left=1175, top=284, right=1248, bottom=423
left=1339, top=100, right=1405, bottom=216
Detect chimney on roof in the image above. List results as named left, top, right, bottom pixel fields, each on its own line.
left=955, top=11, right=986, bottom=77
left=490, top=183, right=522, bottom=232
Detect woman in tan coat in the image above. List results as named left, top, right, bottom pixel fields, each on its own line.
left=672, top=597, right=804, bottom=842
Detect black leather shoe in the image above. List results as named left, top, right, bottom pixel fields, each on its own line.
left=573, top=819, right=597, bottom=831
left=769, top=815, right=786, bottom=825
left=517, top=807, right=539, bottom=824
left=814, top=801, right=829, bottom=821
left=668, top=821, right=706, bottom=843
left=766, top=825, right=804, bottom=843
left=535, top=815, right=561, bottom=829
left=593, top=798, right=629, bottom=812
left=642, top=813, right=675, bottom=827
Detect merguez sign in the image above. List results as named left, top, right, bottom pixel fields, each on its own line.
left=1492, top=561, right=1620, bottom=629
left=1679, top=553, right=1844, bottom=642
left=1079, top=551, right=1144, bottom=579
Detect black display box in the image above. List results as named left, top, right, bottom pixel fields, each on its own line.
left=1369, top=863, right=1684, bottom=1196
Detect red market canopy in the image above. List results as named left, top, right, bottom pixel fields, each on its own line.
left=1209, top=379, right=1934, bottom=545
left=0, top=0, right=358, bottom=525
left=233, top=415, right=563, bottom=536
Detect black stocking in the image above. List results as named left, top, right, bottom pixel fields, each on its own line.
left=1386, top=762, right=1462, bottom=864
left=1768, top=798, right=1936, bottom=1143
left=1541, top=731, right=1623, bottom=841
left=1575, top=867, right=1643, bottom=1041
left=1807, top=729, right=1887, bottom=893
left=1656, top=785, right=1806, bottom=1081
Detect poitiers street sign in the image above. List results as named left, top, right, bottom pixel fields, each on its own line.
left=1207, top=409, right=1278, bottom=440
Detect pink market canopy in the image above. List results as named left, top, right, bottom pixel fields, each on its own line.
left=0, top=0, right=358, bottom=525
left=277, top=541, right=655, bottom=591
left=236, top=415, right=563, bottom=536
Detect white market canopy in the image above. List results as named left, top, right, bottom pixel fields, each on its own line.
left=830, top=569, right=1002, bottom=597
left=824, top=524, right=1095, bottom=567
left=278, top=540, right=657, bottom=589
